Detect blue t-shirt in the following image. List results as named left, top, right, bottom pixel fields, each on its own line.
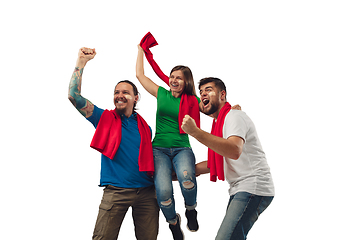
left=86, top=105, right=154, bottom=188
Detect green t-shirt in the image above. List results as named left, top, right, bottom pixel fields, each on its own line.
left=152, top=87, right=200, bottom=148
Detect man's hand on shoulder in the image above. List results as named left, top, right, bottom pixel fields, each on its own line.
left=231, top=104, right=241, bottom=110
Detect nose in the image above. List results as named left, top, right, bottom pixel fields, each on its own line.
left=115, top=92, right=126, bottom=100
left=119, top=92, right=124, bottom=97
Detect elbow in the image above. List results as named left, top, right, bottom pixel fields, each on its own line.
left=135, top=71, right=142, bottom=79
left=136, top=73, right=147, bottom=84
left=231, top=152, right=241, bottom=160
left=68, top=94, right=76, bottom=106
left=228, top=137, right=244, bottom=160
left=136, top=70, right=145, bottom=80
left=231, top=147, right=242, bottom=160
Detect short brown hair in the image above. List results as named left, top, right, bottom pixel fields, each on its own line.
left=199, top=77, right=227, bottom=99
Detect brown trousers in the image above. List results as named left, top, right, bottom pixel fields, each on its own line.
left=92, top=185, right=159, bottom=240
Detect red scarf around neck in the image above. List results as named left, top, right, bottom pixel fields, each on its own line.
left=140, top=32, right=200, bottom=134
left=90, top=109, right=154, bottom=175
left=208, top=102, right=232, bottom=182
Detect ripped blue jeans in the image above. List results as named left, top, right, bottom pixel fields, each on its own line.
left=153, top=147, right=197, bottom=224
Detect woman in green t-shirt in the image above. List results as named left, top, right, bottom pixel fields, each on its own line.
left=136, top=45, right=200, bottom=239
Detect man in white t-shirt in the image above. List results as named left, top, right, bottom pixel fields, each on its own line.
left=181, top=77, right=274, bottom=240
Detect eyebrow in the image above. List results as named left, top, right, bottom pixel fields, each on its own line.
left=170, top=74, right=183, bottom=79
left=114, top=89, right=130, bottom=94
left=200, top=86, right=213, bottom=92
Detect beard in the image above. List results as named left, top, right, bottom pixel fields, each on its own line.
left=114, top=98, right=130, bottom=115
left=115, top=105, right=127, bottom=114
left=203, top=101, right=219, bottom=116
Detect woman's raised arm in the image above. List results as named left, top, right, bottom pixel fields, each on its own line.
left=136, top=45, right=159, bottom=98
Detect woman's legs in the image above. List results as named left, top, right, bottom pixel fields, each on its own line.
left=153, top=147, right=178, bottom=224
left=172, top=148, right=197, bottom=210
left=153, top=147, right=198, bottom=224
left=172, top=148, right=199, bottom=232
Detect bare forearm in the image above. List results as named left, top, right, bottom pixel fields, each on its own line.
left=190, top=128, right=242, bottom=159
left=136, top=47, right=158, bottom=97
left=136, top=48, right=145, bottom=78
left=196, top=161, right=210, bottom=176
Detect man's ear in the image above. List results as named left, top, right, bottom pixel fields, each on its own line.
left=220, top=90, right=226, bottom=101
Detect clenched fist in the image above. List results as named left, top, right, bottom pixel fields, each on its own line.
left=76, top=47, right=96, bottom=68
left=181, top=115, right=198, bottom=136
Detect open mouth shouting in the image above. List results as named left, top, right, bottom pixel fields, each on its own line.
left=202, top=98, right=210, bottom=108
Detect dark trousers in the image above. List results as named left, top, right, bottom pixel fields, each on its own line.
left=92, top=185, right=159, bottom=240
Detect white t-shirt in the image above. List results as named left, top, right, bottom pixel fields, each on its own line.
left=223, top=110, right=275, bottom=197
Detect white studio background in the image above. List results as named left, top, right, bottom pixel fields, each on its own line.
left=1, top=0, right=359, bottom=239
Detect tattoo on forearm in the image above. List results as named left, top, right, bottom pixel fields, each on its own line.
left=68, top=67, right=85, bottom=107
left=68, top=67, right=94, bottom=117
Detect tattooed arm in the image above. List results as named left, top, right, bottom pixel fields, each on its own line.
left=68, top=47, right=96, bottom=118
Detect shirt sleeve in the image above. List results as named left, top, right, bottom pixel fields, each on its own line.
left=223, top=110, right=248, bottom=142
left=157, top=86, right=165, bottom=97
left=86, top=105, right=104, bottom=128
left=196, top=96, right=200, bottom=104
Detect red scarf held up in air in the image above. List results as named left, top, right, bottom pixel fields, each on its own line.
left=208, top=102, right=232, bottom=182
left=90, top=109, right=154, bottom=175
left=140, top=32, right=200, bottom=134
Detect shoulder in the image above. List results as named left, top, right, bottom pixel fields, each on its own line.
left=157, top=86, right=167, bottom=94
left=157, top=86, right=175, bottom=100
left=90, top=105, right=105, bottom=117
left=223, top=110, right=249, bottom=139
left=224, top=110, right=247, bottom=127
left=134, top=112, right=152, bottom=130
left=225, top=109, right=247, bottom=121
left=86, top=105, right=105, bottom=127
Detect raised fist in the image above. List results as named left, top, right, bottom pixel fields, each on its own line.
left=78, top=47, right=96, bottom=62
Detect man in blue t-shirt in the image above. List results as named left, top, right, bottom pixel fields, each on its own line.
left=68, top=47, right=159, bottom=240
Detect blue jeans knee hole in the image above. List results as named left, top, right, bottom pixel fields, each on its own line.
left=182, top=180, right=195, bottom=189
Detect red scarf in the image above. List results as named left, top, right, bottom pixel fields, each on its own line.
left=90, top=109, right=154, bottom=175
left=208, top=102, right=232, bottom=182
left=140, top=32, right=200, bottom=134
